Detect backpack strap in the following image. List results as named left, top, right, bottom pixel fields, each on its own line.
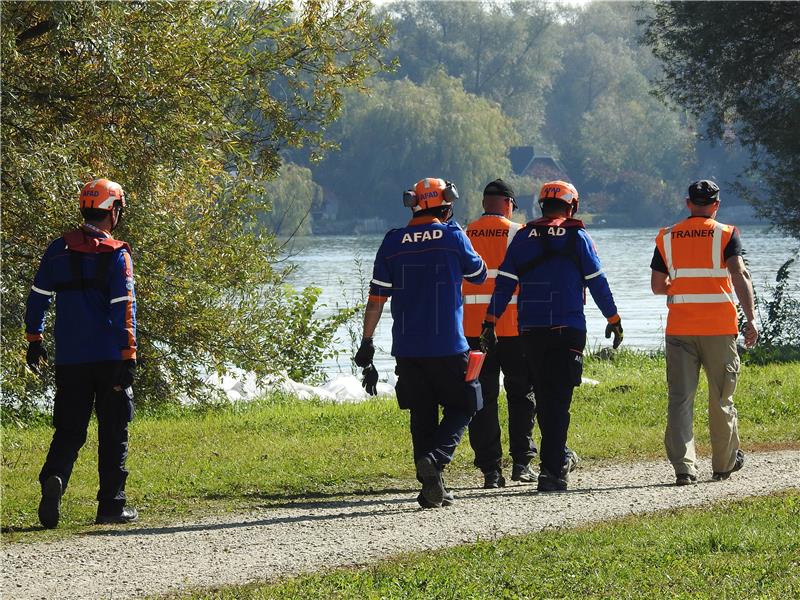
left=517, top=227, right=584, bottom=278
left=52, top=248, right=117, bottom=293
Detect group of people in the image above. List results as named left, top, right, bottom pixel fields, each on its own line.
left=353, top=176, right=757, bottom=508
left=24, top=175, right=758, bottom=527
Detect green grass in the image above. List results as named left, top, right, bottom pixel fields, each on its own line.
left=169, top=492, right=800, bottom=599
left=2, top=352, right=799, bottom=540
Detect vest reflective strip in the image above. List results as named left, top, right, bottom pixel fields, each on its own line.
left=663, top=222, right=727, bottom=280
left=486, top=269, right=499, bottom=278
left=507, top=223, right=522, bottom=250
left=669, top=293, right=734, bottom=304
left=110, top=296, right=133, bottom=304
left=371, top=278, right=392, bottom=288
left=464, top=294, right=517, bottom=305
left=31, top=285, right=54, bottom=296
left=673, top=267, right=729, bottom=278
left=662, top=226, right=675, bottom=279
left=497, top=270, right=518, bottom=281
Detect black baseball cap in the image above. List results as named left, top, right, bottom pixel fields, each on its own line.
left=483, top=179, right=517, bottom=209
left=688, top=180, right=720, bottom=205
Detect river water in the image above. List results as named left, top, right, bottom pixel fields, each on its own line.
left=285, top=226, right=799, bottom=376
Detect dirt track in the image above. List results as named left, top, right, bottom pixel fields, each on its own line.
left=4, top=450, right=799, bottom=600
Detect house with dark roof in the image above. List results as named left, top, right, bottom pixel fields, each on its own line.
left=510, top=146, right=569, bottom=181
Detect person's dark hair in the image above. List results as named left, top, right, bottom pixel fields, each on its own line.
left=415, top=205, right=451, bottom=220
left=540, top=198, right=570, bottom=216
left=80, top=207, right=109, bottom=223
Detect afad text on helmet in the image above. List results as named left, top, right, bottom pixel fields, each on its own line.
left=82, top=190, right=101, bottom=197
left=529, top=226, right=567, bottom=238
left=401, top=229, right=444, bottom=244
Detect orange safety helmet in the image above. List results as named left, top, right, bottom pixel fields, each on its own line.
left=405, top=177, right=459, bottom=213
left=538, top=180, right=579, bottom=214
left=79, top=178, right=126, bottom=211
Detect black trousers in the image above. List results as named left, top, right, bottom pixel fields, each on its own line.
left=466, top=336, right=536, bottom=473
left=395, top=353, right=480, bottom=469
left=520, top=327, right=586, bottom=477
left=39, top=362, right=134, bottom=512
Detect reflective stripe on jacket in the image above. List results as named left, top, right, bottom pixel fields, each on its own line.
left=463, top=214, right=522, bottom=337
left=655, top=217, right=738, bottom=335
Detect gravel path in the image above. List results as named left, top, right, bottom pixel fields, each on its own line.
left=4, top=450, right=799, bottom=600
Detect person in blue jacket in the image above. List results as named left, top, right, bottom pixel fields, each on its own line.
left=25, top=178, right=139, bottom=528
left=353, top=177, right=487, bottom=509
left=482, top=180, right=624, bottom=491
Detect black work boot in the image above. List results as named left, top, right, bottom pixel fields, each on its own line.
left=483, top=469, right=506, bottom=489
left=511, top=463, right=536, bottom=483
left=417, top=489, right=454, bottom=509
left=415, top=456, right=444, bottom=507
left=95, top=506, right=139, bottom=525
left=38, top=475, right=63, bottom=529
left=676, top=473, right=697, bottom=486
left=537, top=466, right=567, bottom=492
left=712, top=449, right=745, bottom=481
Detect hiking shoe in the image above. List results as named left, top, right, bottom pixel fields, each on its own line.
left=712, top=449, right=745, bottom=481
left=38, top=475, right=63, bottom=529
left=537, top=467, right=567, bottom=492
left=511, top=463, right=536, bottom=483
left=483, top=469, right=506, bottom=489
left=416, top=456, right=445, bottom=506
left=676, top=473, right=697, bottom=486
left=417, top=489, right=455, bottom=509
left=563, top=448, right=579, bottom=474
left=95, top=506, right=139, bottom=525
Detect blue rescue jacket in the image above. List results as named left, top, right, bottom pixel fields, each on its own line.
left=369, top=216, right=487, bottom=357
left=24, top=224, right=137, bottom=365
left=488, top=217, right=618, bottom=331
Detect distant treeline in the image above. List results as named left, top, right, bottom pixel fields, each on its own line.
left=269, top=1, right=756, bottom=235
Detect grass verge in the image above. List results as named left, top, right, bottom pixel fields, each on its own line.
left=169, top=491, right=800, bottom=599
left=2, top=352, right=799, bottom=540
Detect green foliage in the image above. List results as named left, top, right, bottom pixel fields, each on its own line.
left=756, top=253, right=800, bottom=349
left=384, top=0, right=563, bottom=142
left=258, top=163, right=322, bottom=237
left=543, top=2, right=694, bottom=224
left=1, top=1, right=390, bottom=407
left=179, top=493, right=800, bottom=599
left=643, top=1, right=800, bottom=237
left=313, top=71, right=518, bottom=223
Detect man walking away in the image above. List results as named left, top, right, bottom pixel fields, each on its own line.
left=483, top=180, right=623, bottom=492
left=651, top=180, right=757, bottom=486
left=463, top=179, right=537, bottom=488
left=354, top=177, right=487, bottom=508
left=26, top=178, right=139, bottom=527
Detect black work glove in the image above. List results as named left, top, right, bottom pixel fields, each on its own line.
left=26, top=341, right=48, bottom=374
left=479, top=321, right=497, bottom=354
left=362, top=364, right=379, bottom=396
left=605, top=319, right=624, bottom=349
left=113, top=359, right=137, bottom=390
left=354, top=337, right=375, bottom=368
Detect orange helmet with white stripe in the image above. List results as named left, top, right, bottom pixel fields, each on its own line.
left=79, top=178, right=126, bottom=211
left=409, top=177, right=459, bottom=213
left=538, top=180, right=579, bottom=215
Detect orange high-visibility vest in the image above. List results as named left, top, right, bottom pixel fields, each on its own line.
left=655, top=217, right=738, bottom=336
left=463, top=214, right=522, bottom=337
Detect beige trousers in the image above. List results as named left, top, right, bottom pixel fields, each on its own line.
left=664, top=334, right=741, bottom=476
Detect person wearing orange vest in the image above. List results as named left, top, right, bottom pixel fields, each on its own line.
left=463, top=179, right=537, bottom=488
left=651, top=180, right=758, bottom=486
